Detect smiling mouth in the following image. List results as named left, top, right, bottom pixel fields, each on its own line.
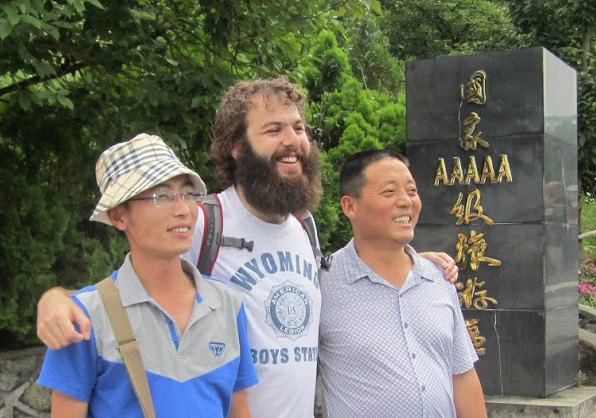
left=393, top=216, right=411, bottom=224
left=279, top=156, right=298, bottom=163
left=171, top=227, right=190, bottom=233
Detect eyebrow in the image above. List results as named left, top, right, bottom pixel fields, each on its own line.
left=261, top=119, right=304, bottom=130
left=378, top=178, right=417, bottom=188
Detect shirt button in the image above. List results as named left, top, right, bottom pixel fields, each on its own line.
left=421, top=386, right=426, bottom=392
left=404, top=323, right=409, bottom=329
left=412, top=353, right=416, bottom=359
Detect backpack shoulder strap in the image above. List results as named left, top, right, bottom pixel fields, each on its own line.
left=96, top=277, right=155, bottom=418
left=294, top=212, right=331, bottom=271
left=197, top=194, right=223, bottom=276
left=197, top=193, right=255, bottom=276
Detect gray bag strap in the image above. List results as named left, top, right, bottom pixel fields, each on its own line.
left=197, top=193, right=253, bottom=275
left=96, top=277, right=156, bottom=418
left=294, top=211, right=331, bottom=271
left=197, top=194, right=330, bottom=275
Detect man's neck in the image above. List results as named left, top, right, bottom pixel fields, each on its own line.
left=128, top=251, right=194, bottom=297
left=353, top=237, right=413, bottom=290
left=129, top=250, right=197, bottom=335
left=235, top=184, right=288, bottom=224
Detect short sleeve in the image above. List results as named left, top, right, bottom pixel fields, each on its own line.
left=449, top=287, right=479, bottom=375
left=36, top=296, right=98, bottom=401
left=233, top=304, right=259, bottom=392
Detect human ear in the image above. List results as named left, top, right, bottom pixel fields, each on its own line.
left=340, top=195, right=357, bottom=221
left=108, top=206, right=128, bottom=231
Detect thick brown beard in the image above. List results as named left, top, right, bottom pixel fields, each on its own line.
left=234, top=138, right=322, bottom=217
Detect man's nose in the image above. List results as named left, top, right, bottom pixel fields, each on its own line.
left=394, top=190, right=412, bottom=207
left=172, top=193, right=193, bottom=215
left=281, top=126, right=301, bottom=147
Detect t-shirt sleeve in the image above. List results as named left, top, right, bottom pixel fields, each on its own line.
left=36, top=296, right=98, bottom=401
left=449, top=286, right=479, bottom=375
left=233, top=303, right=259, bottom=392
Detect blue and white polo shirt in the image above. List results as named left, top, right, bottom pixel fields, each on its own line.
left=37, top=254, right=258, bottom=417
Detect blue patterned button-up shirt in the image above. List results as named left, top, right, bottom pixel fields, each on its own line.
left=319, top=239, right=478, bottom=418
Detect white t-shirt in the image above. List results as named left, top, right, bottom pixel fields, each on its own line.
left=185, top=186, right=321, bottom=418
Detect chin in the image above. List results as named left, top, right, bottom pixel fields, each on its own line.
left=392, top=233, right=414, bottom=246
left=278, top=169, right=302, bottom=178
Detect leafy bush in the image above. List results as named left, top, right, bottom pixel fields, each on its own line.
left=581, top=194, right=596, bottom=258
left=302, top=29, right=407, bottom=253
left=0, top=143, right=129, bottom=349
left=0, top=0, right=397, bottom=350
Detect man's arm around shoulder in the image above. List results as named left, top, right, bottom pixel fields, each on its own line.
left=418, top=251, right=459, bottom=283
left=37, top=287, right=92, bottom=349
left=453, top=367, right=487, bottom=418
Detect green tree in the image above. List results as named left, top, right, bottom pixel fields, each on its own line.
left=506, top=0, right=596, bottom=194
left=344, top=13, right=404, bottom=96
left=380, top=0, right=520, bottom=60
left=0, top=0, right=381, bottom=348
left=301, top=29, right=406, bottom=252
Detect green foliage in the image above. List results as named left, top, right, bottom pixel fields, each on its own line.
left=380, top=0, right=520, bottom=60
left=302, top=29, right=407, bottom=253
left=506, top=0, right=596, bottom=194
left=579, top=73, right=596, bottom=194
left=581, top=195, right=596, bottom=258
left=302, top=30, right=352, bottom=103
left=0, top=0, right=383, bottom=349
left=343, top=13, right=404, bottom=96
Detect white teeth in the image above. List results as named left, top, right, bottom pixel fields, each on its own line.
left=393, top=216, right=411, bottom=224
left=280, top=156, right=297, bottom=163
left=172, top=227, right=189, bottom=233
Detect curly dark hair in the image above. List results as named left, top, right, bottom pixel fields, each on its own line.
left=210, top=77, right=307, bottom=188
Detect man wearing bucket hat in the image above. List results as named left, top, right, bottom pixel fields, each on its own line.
left=37, top=79, right=458, bottom=417
left=37, top=134, right=257, bottom=417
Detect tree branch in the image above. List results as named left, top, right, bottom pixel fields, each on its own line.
left=0, top=63, right=87, bottom=99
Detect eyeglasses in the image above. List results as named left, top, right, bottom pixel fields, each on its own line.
left=127, top=192, right=205, bottom=208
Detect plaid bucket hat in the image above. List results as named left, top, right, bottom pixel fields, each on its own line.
left=90, top=133, right=207, bottom=226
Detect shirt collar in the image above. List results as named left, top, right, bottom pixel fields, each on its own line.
left=406, top=246, right=438, bottom=283
left=343, top=240, right=437, bottom=286
left=116, top=253, right=220, bottom=309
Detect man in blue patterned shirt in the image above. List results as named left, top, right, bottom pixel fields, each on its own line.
left=319, top=150, right=486, bottom=417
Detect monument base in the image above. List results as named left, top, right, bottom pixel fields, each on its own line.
left=486, top=387, right=596, bottom=417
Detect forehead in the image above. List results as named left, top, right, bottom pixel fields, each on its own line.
left=246, top=94, right=303, bottom=124
left=363, top=157, right=414, bottom=186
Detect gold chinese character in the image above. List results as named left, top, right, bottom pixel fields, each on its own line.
left=461, top=70, right=487, bottom=105
left=460, top=112, right=490, bottom=151
left=466, top=319, right=486, bottom=355
left=449, top=189, right=494, bottom=226
left=456, top=230, right=501, bottom=271
left=456, top=277, right=498, bottom=309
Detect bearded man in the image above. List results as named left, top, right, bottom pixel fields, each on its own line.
left=186, top=79, right=325, bottom=417
left=37, top=78, right=458, bottom=418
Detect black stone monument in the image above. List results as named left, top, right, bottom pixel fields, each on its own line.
left=406, top=47, right=578, bottom=397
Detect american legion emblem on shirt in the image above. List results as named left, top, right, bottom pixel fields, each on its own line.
left=264, top=281, right=314, bottom=340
